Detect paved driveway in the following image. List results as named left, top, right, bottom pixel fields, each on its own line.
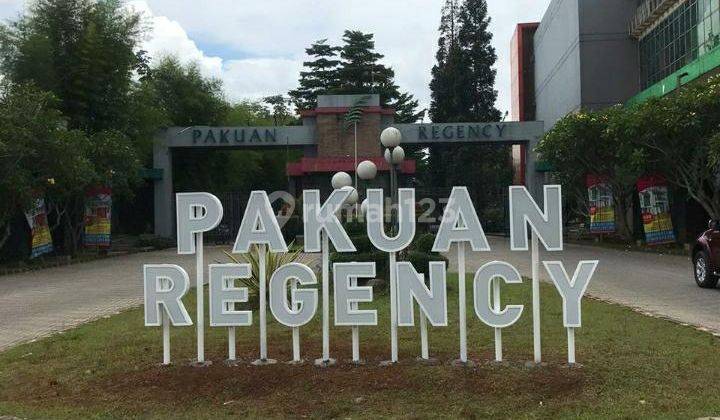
left=446, top=236, right=720, bottom=335
left=0, top=247, right=231, bottom=352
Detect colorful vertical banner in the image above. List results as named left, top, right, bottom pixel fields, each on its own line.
left=84, top=186, right=112, bottom=248
left=25, top=198, right=54, bottom=259
left=637, top=175, right=675, bottom=245
left=586, top=175, right=615, bottom=234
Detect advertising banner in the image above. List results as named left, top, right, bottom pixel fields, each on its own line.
left=586, top=175, right=615, bottom=234
left=84, top=186, right=112, bottom=248
left=24, top=198, right=54, bottom=259
left=637, top=175, right=675, bottom=245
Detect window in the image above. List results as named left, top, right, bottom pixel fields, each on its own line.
left=639, top=0, right=720, bottom=89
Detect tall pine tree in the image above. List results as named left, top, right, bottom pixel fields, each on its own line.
left=426, top=0, right=511, bottom=224
left=289, top=39, right=341, bottom=110
left=290, top=31, right=421, bottom=117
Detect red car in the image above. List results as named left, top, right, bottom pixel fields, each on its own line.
left=693, top=220, right=720, bottom=288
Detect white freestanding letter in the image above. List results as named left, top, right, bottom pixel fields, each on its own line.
left=233, top=191, right=288, bottom=253
left=396, top=262, right=448, bottom=327
left=366, top=188, right=415, bottom=252
left=303, top=189, right=356, bottom=252
left=208, top=264, right=253, bottom=327
left=270, top=263, right=318, bottom=327
left=176, top=193, right=223, bottom=254
left=509, top=185, right=563, bottom=251
left=473, top=261, right=524, bottom=328
left=333, top=262, right=377, bottom=326
left=144, top=264, right=192, bottom=326
left=543, top=260, right=598, bottom=327
left=432, top=187, right=490, bottom=252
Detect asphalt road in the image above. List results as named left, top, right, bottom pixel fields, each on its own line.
left=0, top=237, right=717, bottom=352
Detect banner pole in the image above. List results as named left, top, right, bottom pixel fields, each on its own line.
left=532, top=231, right=541, bottom=364
left=493, top=276, right=503, bottom=362
left=458, top=241, right=467, bottom=363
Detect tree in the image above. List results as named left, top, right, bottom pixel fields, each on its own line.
left=336, top=30, right=398, bottom=105
left=393, top=92, right=424, bottom=123
left=457, top=0, right=500, bottom=121
left=263, top=95, right=294, bottom=126
left=289, top=39, right=341, bottom=110
left=139, top=56, right=230, bottom=194
left=290, top=32, right=421, bottom=118
left=427, top=0, right=508, bottom=208
left=633, top=76, right=720, bottom=220
left=537, top=107, right=644, bottom=239
left=0, top=83, right=139, bottom=255
left=141, top=56, right=229, bottom=127
left=0, top=0, right=145, bottom=133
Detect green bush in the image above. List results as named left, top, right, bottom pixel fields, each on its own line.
left=405, top=250, right=448, bottom=275
left=411, top=233, right=436, bottom=254
left=343, top=221, right=367, bottom=236
left=330, top=250, right=389, bottom=284
left=350, top=235, right=374, bottom=253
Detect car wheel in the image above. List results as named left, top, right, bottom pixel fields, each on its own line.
left=694, top=251, right=719, bottom=288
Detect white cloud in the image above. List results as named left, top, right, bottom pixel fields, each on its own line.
left=1, top=0, right=554, bottom=114
left=126, top=0, right=303, bottom=102
left=136, top=0, right=553, bottom=115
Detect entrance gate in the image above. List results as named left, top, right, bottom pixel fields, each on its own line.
left=152, top=95, right=545, bottom=238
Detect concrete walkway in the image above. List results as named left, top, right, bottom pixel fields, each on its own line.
left=446, top=236, right=720, bottom=335
left=0, top=247, right=230, bottom=352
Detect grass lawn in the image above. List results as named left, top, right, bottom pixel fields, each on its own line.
left=0, top=275, right=719, bottom=419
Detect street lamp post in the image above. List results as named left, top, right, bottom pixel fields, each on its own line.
left=380, top=127, right=402, bottom=364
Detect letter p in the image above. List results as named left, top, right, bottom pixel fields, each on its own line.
left=176, top=192, right=223, bottom=254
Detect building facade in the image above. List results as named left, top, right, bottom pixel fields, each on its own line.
left=510, top=0, right=720, bottom=242
left=512, top=0, right=720, bottom=128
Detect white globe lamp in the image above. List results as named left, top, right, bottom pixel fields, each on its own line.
left=384, top=148, right=392, bottom=164
left=357, top=160, right=378, bottom=180
left=391, top=146, right=405, bottom=164
left=360, top=199, right=369, bottom=216
left=331, top=172, right=352, bottom=190
left=341, top=186, right=359, bottom=205
left=380, top=127, right=402, bottom=148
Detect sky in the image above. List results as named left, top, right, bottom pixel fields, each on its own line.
left=0, top=0, right=553, bottom=116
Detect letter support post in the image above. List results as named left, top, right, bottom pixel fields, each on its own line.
left=456, top=242, right=469, bottom=365
left=291, top=278, right=302, bottom=363
left=532, top=232, right=542, bottom=364
left=162, top=277, right=171, bottom=365
left=253, top=244, right=276, bottom=365
left=315, top=231, right=336, bottom=367
left=192, top=208, right=210, bottom=367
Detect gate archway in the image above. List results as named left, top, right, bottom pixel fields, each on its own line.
left=152, top=94, right=545, bottom=237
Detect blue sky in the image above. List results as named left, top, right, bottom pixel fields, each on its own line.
left=0, top=0, right=553, bottom=116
